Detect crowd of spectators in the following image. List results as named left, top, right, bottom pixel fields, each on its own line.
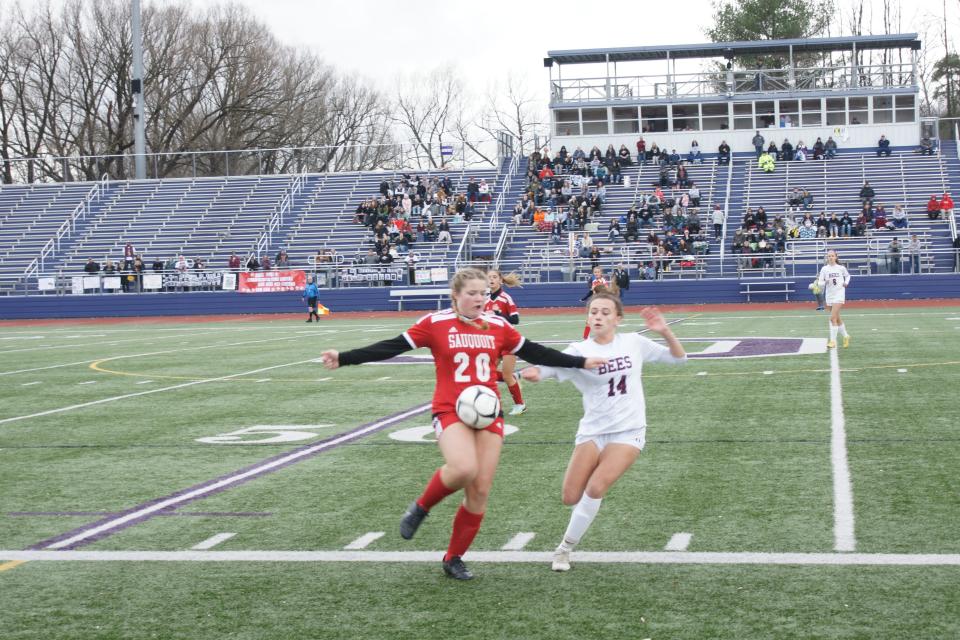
left=519, top=145, right=715, bottom=278
left=751, top=131, right=839, bottom=172
left=351, top=173, right=486, bottom=265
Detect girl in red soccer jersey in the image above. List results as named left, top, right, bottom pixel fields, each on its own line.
left=484, top=269, right=527, bottom=415
left=321, top=268, right=604, bottom=580
left=579, top=266, right=619, bottom=338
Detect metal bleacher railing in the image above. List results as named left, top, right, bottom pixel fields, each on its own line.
left=7, top=143, right=960, bottom=297
left=22, top=175, right=109, bottom=281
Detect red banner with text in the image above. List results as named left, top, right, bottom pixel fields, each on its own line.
left=238, top=269, right=306, bottom=293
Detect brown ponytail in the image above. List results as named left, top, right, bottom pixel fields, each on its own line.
left=488, top=268, right=522, bottom=288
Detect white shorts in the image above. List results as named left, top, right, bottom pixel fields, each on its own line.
left=825, top=292, right=846, bottom=306
left=575, top=427, right=646, bottom=452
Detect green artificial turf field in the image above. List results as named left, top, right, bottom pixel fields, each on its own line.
left=2, top=304, right=959, bottom=639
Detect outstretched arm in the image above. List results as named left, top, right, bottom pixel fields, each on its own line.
left=515, top=340, right=605, bottom=370
left=322, top=335, right=412, bottom=369
left=640, top=307, right=685, bottom=359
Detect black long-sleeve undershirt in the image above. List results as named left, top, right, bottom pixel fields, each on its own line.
left=336, top=335, right=587, bottom=369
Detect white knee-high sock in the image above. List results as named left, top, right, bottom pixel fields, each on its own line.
left=829, top=323, right=838, bottom=341
left=838, top=323, right=848, bottom=338
left=560, top=493, right=603, bottom=548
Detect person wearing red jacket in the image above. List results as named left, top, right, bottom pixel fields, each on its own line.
left=940, top=192, right=954, bottom=219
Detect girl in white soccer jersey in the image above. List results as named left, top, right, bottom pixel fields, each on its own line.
left=817, top=249, right=851, bottom=348
left=520, top=292, right=686, bottom=571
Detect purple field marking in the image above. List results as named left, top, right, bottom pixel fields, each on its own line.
left=160, top=512, right=272, bottom=517
left=687, top=338, right=804, bottom=358
left=8, top=512, right=116, bottom=517
left=9, top=511, right=272, bottom=518
left=27, top=403, right=431, bottom=551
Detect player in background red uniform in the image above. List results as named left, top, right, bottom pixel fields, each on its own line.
left=321, top=268, right=604, bottom=580
left=484, top=269, right=526, bottom=415
left=579, top=266, right=619, bottom=338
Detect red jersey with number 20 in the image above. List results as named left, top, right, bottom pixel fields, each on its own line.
left=403, top=310, right=525, bottom=414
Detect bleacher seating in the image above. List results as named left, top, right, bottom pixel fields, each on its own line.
left=504, top=158, right=727, bottom=283
left=733, top=151, right=954, bottom=277
left=0, top=182, right=94, bottom=292
left=60, top=175, right=291, bottom=271
left=1, top=145, right=957, bottom=295
left=277, top=168, right=500, bottom=269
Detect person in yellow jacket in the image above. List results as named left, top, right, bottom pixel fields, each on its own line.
left=758, top=151, right=776, bottom=173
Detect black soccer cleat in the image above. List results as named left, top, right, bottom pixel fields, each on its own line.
left=442, top=555, right=474, bottom=580
left=400, top=501, right=428, bottom=540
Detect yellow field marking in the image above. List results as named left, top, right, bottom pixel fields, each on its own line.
left=0, top=560, right=26, bottom=572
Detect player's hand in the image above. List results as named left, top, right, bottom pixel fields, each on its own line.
left=583, top=357, right=606, bottom=369
left=320, top=350, right=340, bottom=369
left=640, top=306, right=668, bottom=333
left=519, top=367, right=542, bottom=382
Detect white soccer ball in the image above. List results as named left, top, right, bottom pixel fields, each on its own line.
left=455, top=385, right=501, bottom=429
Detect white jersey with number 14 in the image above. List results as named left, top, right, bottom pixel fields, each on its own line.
left=538, top=333, right=685, bottom=438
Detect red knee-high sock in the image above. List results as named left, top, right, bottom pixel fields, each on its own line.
left=417, top=468, right=457, bottom=511
left=495, top=370, right=504, bottom=382
left=583, top=324, right=591, bottom=339
left=507, top=381, right=523, bottom=405
left=444, top=504, right=485, bottom=561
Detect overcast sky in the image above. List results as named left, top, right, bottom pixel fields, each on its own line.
left=196, top=0, right=954, bottom=101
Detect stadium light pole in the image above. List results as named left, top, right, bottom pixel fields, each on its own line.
left=131, top=0, right=147, bottom=180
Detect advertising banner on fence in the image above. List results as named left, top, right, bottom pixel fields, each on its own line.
left=339, top=267, right=406, bottom=284
left=238, top=269, right=306, bottom=293
left=162, top=272, right=224, bottom=289
left=142, top=274, right=163, bottom=290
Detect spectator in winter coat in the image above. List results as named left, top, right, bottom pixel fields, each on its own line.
left=876, top=135, right=892, bottom=157
left=927, top=194, right=941, bottom=220
left=824, top=136, right=838, bottom=159
left=940, top=192, right=954, bottom=218
left=752, top=131, right=765, bottom=157
left=718, top=141, right=731, bottom=165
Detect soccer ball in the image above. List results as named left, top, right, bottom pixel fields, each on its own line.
left=455, top=385, right=500, bottom=429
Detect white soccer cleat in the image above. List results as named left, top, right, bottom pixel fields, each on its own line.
left=551, top=545, right=571, bottom=572
left=508, top=403, right=527, bottom=416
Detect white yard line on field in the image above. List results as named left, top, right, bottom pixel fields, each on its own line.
left=0, top=357, right=320, bottom=427
left=3, top=549, right=960, bottom=566
left=343, top=532, right=385, bottom=550
left=0, top=325, right=390, bottom=377
left=191, top=533, right=236, bottom=550
left=501, top=532, right=536, bottom=551
left=664, top=533, right=693, bottom=551
left=0, top=330, right=224, bottom=355
left=35, top=404, right=430, bottom=550
left=830, top=347, right=856, bottom=552
left=0, top=335, right=299, bottom=377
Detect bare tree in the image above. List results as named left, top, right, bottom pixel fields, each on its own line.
left=0, top=0, right=396, bottom=182
left=476, top=73, right=545, bottom=159
left=391, top=66, right=463, bottom=170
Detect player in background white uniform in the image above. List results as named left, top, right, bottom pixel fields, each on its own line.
left=520, top=293, right=686, bottom=571
left=816, top=249, right=852, bottom=348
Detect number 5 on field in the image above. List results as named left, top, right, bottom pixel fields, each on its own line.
left=196, top=424, right=335, bottom=444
